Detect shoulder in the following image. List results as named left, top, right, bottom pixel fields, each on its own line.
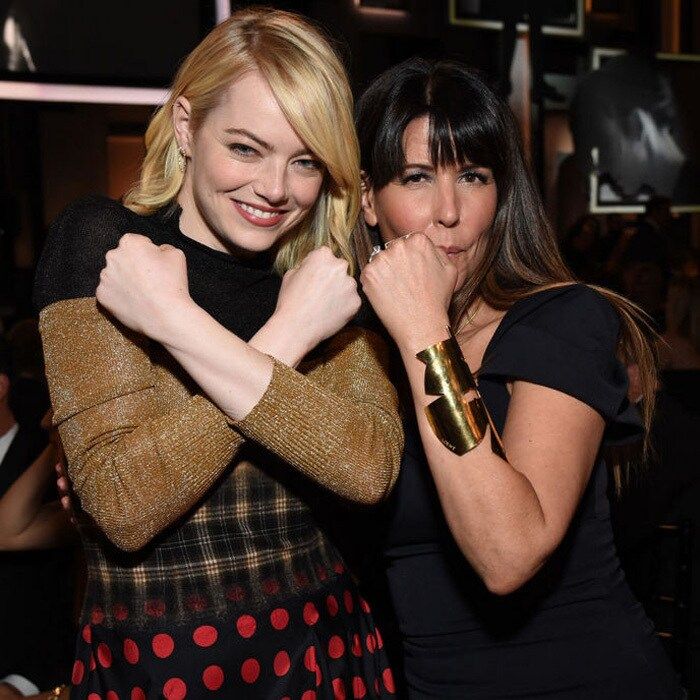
left=500, top=283, right=620, bottom=352
left=33, top=196, right=159, bottom=311
left=481, top=284, right=634, bottom=425
left=46, top=195, right=142, bottom=248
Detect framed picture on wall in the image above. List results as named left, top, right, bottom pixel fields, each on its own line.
left=448, top=0, right=584, bottom=37
left=0, top=0, right=224, bottom=104
left=583, top=48, right=700, bottom=214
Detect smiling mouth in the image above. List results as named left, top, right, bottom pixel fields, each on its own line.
left=232, top=200, right=287, bottom=227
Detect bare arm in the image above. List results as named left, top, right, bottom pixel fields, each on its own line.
left=96, top=237, right=403, bottom=504
left=0, top=444, right=75, bottom=550
left=362, top=234, right=607, bottom=594
left=401, top=343, right=603, bottom=593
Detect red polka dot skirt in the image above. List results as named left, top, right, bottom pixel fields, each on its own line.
left=70, top=572, right=396, bottom=698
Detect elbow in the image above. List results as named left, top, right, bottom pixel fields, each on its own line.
left=86, top=508, right=153, bottom=553
left=351, top=441, right=402, bottom=506
left=107, top=529, right=150, bottom=553
left=478, top=547, right=553, bottom=596
left=354, top=476, right=393, bottom=506
left=103, top=517, right=154, bottom=552
left=358, top=419, right=403, bottom=505
left=483, top=571, right=532, bottom=596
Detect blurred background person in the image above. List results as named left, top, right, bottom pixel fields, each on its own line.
left=0, top=342, right=76, bottom=698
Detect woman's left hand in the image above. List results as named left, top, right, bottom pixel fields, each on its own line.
left=360, top=233, right=458, bottom=352
left=96, top=233, right=191, bottom=340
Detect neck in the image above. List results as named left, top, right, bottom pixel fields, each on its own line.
left=176, top=184, right=228, bottom=254
left=459, top=297, right=501, bottom=331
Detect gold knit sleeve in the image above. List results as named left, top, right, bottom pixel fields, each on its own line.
left=40, top=298, right=244, bottom=552
left=235, top=326, right=403, bottom=504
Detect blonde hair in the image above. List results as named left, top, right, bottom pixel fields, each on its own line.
left=124, top=7, right=360, bottom=274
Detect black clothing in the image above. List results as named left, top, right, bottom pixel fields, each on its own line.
left=382, top=285, right=683, bottom=698
left=33, top=196, right=281, bottom=343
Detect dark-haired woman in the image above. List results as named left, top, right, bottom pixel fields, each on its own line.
left=358, top=58, right=684, bottom=698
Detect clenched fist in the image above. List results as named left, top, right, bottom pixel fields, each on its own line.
left=273, top=246, right=361, bottom=354
left=96, top=233, right=190, bottom=340
left=361, top=233, right=457, bottom=352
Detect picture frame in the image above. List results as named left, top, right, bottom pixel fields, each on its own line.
left=354, top=0, right=410, bottom=12
left=448, top=0, right=584, bottom=38
left=0, top=0, right=226, bottom=105
left=587, top=48, right=700, bottom=214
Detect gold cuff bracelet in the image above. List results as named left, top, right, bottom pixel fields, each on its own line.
left=416, top=329, right=506, bottom=459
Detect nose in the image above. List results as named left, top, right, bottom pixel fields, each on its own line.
left=433, top=178, right=460, bottom=229
left=253, top=159, right=288, bottom=206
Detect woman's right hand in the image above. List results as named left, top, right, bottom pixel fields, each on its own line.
left=251, top=247, right=361, bottom=366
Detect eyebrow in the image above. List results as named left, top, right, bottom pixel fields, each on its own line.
left=224, top=127, right=315, bottom=159
left=403, top=162, right=435, bottom=170
left=224, top=127, right=271, bottom=150
left=402, top=161, right=486, bottom=170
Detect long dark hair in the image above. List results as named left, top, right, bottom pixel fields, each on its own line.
left=355, top=57, right=658, bottom=485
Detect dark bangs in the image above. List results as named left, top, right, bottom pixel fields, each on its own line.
left=356, top=58, right=507, bottom=189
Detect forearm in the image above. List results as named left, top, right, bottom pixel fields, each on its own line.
left=401, top=346, right=550, bottom=592
left=152, top=300, right=276, bottom=420
left=250, top=313, right=311, bottom=368
left=151, top=302, right=403, bottom=502
left=235, top=344, right=403, bottom=504
left=64, top=395, right=244, bottom=551
left=0, top=501, right=75, bottom=550
left=0, top=445, right=56, bottom=541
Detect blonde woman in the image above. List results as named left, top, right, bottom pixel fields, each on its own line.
left=34, top=9, right=401, bottom=699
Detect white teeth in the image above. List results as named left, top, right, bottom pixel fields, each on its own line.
left=238, top=202, right=280, bottom=219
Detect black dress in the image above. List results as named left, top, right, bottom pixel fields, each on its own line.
left=382, top=285, right=684, bottom=698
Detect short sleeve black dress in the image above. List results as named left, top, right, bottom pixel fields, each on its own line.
left=381, top=285, right=684, bottom=698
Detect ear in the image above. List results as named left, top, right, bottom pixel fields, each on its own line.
left=172, top=96, right=193, bottom=156
left=360, top=172, right=379, bottom=228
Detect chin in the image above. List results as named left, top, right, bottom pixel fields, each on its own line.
left=227, top=232, right=279, bottom=254
left=220, top=217, right=285, bottom=248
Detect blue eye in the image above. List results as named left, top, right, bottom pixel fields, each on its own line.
left=229, top=143, right=258, bottom=157
left=296, top=158, right=321, bottom=171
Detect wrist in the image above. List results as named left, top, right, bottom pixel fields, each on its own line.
left=250, top=312, right=313, bottom=368
left=148, top=296, right=199, bottom=345
left=397, top=314, right=451, bottom=356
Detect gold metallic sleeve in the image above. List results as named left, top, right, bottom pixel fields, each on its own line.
left=417, top=331, right=506, bottom=459
left=235, top=327, right=403, bottom=504
left=39, top=298, right=244, bottom=552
